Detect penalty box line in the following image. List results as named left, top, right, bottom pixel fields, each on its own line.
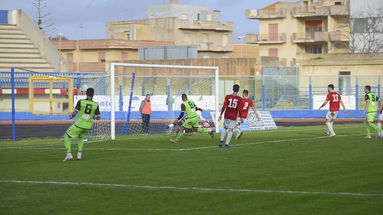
left=0, top=179, right=381, bottom=198
left=0, top=134, right=364, bottom=152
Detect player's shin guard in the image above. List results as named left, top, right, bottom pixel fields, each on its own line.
left=326, top=122, right=335, bottom=135
left=197, top=127, right=209, bottom=133
left=78, top=137, right=84, bottom=152
left=378, top=123, right=382, bottom=130
left=64, top=134, right=72, bottom=153
left=226, top=131, right=233, bottom=145
left=365, top=122, right=371, bottom=137
left=220, top=129, right=227, bottom=141
left=176, top=132, right=184, bottom=142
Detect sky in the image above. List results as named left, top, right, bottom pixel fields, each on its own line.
left=1, top=0, right=296, bottom=43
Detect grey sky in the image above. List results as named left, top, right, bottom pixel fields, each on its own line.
left=1, top=0, right=296, bottom=43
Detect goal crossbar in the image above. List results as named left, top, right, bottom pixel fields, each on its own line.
left=110, top=63, right=220, bottom=140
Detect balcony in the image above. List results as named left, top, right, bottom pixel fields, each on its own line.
left=329, top=31, right=349, bottom=42
left=292, top=32, right=329, bottom=43
left=246, top=9, right=286, bottom=19
left=178, top=20, right=233, bottom=32
left=329, top=5, right=349, bottom=16
left=198, top=43, right=232, bottom=52
left=292, top=6, right=330, bottom=18
left=245, top=33, right=286, bottom=44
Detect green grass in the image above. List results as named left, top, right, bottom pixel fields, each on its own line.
left=0, top=124, right=383, bottom=215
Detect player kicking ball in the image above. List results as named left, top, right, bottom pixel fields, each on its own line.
left=170, top=94, right=214, bottom=143
left=234, top=89, right=260, bottom=140
left=363, top=85, right=381, bottom=139
left=219, top=84, right=243, bottom=148
left=63, top=88, right=101, bottom=161
left=319, top=84, right=348, bottom=137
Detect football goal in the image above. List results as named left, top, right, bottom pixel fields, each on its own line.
left=105, top=63, right=220, bottom=140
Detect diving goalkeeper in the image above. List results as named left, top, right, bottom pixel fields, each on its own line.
left=170, top=94, right=214, bottom=143
left=63, top=88, right=101, bottom=161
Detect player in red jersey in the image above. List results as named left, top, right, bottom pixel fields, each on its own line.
left=218, top=84, right=243, bottom=148
left=234, top=89, right=260, bottom=140
left=319, top=84, right=348, bottom=137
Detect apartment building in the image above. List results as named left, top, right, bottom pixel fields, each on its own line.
left=51, top=39, right=173, bottom=72
left=245, top=0, right=350, bottom=66
left=107, top=0, right=233, bottom=59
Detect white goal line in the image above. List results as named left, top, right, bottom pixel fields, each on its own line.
left=0, top=179, right=381, bottom=197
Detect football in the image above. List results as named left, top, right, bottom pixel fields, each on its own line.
left=202, top=121, right=210, bottom=128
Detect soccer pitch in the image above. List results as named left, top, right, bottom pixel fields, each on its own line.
left=0, top=124, right=382, bottom=215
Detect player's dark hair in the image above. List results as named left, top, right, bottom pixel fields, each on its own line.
left=243, top=89, right=249, bottom=95
left=365, top=85, right=371, bottom=92
left=181, top=93, right=187, bottom=100
left=233, top=84, right=240, bottom=92
left=146, top=94, right=150, bottom=97
left=86, top=88, right=94, bottom=97
left=328, top=84, right=334, bottom=89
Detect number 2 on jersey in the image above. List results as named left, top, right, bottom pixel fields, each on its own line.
left=228, top=98, right=238, bottom=108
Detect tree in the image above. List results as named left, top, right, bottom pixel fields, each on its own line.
left=49, top=35, right=69, bottom=40
left=349, top=7, right=383, bottom=54
left=33, top=0, right=57, bottom=37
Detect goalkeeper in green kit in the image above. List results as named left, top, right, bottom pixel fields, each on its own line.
left=170, top=94, right=214, bottom=143
left=63, top=88, right=101, bottom=161
left=364, top=85, right=381, bottom=139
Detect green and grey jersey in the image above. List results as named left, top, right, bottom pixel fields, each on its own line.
left=74, top=99, right=100, bottom=130
left=365, top=93, right=379, bottom=113
left=177, top=99, right=202, bottom=120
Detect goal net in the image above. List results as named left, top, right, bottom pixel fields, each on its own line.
left=108, top=63, right=219, bottom=140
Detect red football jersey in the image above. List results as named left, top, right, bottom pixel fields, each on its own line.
left=221, top=94, right=243, bottom=120
left=326, top=92, right=341, bottom=112
left=240, top=98, right=254, bottom=119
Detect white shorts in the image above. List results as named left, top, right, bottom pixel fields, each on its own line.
left=223, top=119, right=238, bottom=129
left=378, top=113, right=383, bottom=121
left=326, top=111, right=338, bottom=120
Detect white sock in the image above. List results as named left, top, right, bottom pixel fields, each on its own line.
left=220, top=129, right=227, bottom=141
left=226, top=131, right=233, bottom=145
left=378, top=123, right=381, bottom=130
left=326, top=122, right=335, bottom=135
left=233, top=127, right=240, bottom=134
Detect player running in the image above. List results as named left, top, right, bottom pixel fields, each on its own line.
left=319, top=84, right=348, bottom=137
left=170, top=94, right=214, bottom=143
left=234, top=89, right=260, bottom=140
left=364, top=85, right=381, bottom=139
left=63, top=88, right=101, bottom=161
left=219, top=84, right=243, bottom=148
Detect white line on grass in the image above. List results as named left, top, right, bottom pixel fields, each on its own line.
left=0, top=179, right=381, bottom=198
left=0, top=134, right=364, bottom=152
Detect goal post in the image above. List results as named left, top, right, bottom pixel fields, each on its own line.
left=110, top=63, right=220, bottom=140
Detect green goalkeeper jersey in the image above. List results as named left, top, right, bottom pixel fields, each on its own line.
left=182, top=99, right=198, bottom=119
left=74, top=99, right=101, bottom=130
left=365, top=92, right=379, bottom=113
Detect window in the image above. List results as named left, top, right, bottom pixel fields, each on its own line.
left=352, top=18, right=368, bottom=33
left=98, top=52, right=106, bottom=62
left=66, top=53, right=74, bottom=63
left=268, top=48, right=278, bottom=57
left=306, top=20, right=323, bottom=39
left=305, top=45, right=322, bottom=54
left=339, top=71, right=351, bottom=95
left=335, top=2, right=342, bottom=5
left=121, top=52, right=128, bottom=61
